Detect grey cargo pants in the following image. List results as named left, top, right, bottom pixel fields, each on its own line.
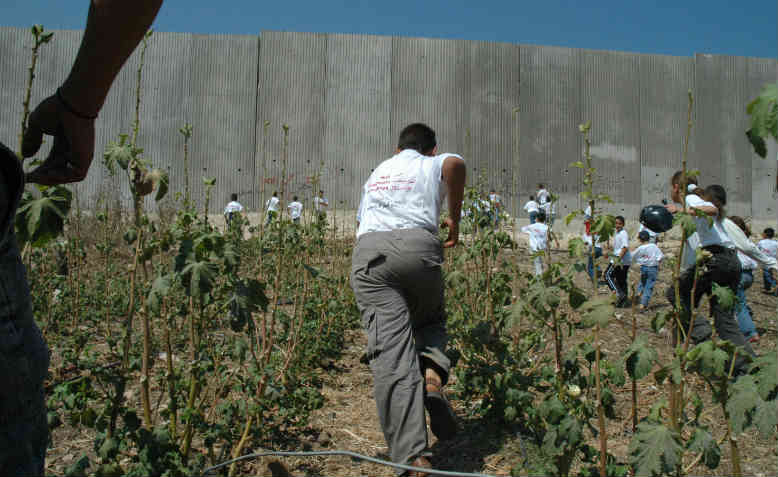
left=0, top=143, right=50, bottom=476
left=350, top=228, right=450, bottom=469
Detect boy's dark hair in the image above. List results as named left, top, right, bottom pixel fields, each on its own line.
left=490, top=189, right=495, bottom=193
left=529, top=195, right=535, bottom=200
left=615, top=215, right=625, bottom=223
left=704, top=185, right=727, bottom=219
left=671, top=170, right=698, bottom=187
left=765, top=227, right=775, bottom=238
left=319, top=190, right=324, bottom=195
left=230, top=193, right=238, bottom=201
left=536, top=210, right=546, bottom=222
left=638, top=230, right=650, bottom=242
left=293, top=195, right=298, bottom=201
left=398, top=123, right=436, bottom=154
left=272, top=191, right=278, bottom=196
left=538, top=183, right=545, bottom=189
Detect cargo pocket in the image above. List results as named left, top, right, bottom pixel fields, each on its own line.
left=363, top=308, right=382, bottom=362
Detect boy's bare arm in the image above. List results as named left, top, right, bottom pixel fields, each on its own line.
left=441, top=155, right=466, bottom=248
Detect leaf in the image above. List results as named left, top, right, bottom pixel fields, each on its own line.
left=203, top=176, right=216, bottom=187
left=685, top=341, right=729, bottom=378
left=673, top=212, right=697, bottom=237
left=624, top=336, right=657, bottom=380
left=746, top=83, right=778, bottom=158
left=64, top=454, right=91, bottom=477
left=727, top=374, right=777, bottom=438
left=180, top=260, right=217, bottom=298
left=579, top=295, right=616, bottom=328
left=687, top=427, right=721, bottom=469
left=628, top=422, right=683, bottom=477
left=103, top=135, right=132, bottom=174
left=567, top=286, right=587, bottom=310
left=145, top=168, right=169, bottom=202
left=567, top=236, right=586, bottom=258
left=590, top=214, right=616, bottom=243
left=654, top=358, right=682, bottom=385
left=711, top=283, right=735, bottom=311
left=123, top=227, right=138, bottom=245
left=228, top=278, right=269, bottom=331
left=748, top=353, right=778, bottom=400
left=651, top=310, right=670, bottom=333
left=147, top=274, right=173, bottom=314
left=746, top=129, right=767, bottom=158
left=15, top=185, right=73, bottom=248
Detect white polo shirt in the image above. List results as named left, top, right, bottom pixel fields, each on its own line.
left=523, top=200, right=539, bottom=214
left=265, top=196, right=280, bottom=213
left=288, top=201, right=303, bottom=220
left=224, top=201, right=244, bottom=215
left=685, top=195, right=732, bottom=248
left=356, top=149, right=462, bottom=238
left=612, top=229, right=632, bottom=266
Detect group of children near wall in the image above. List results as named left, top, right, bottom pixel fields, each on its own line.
left=223, top=190, right=330, bottom=227
left=518, top=177, right=778, bottom=348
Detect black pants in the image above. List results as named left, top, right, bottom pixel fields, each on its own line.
left=665, top=246, right=755, bottom=374
left=605, top=263, right=629, bottom=303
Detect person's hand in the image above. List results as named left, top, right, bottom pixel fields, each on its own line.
left=441, top=217, right=460, bottom=248
left=22, top=93, right=95, bottom=185
left=665, top=203, right=679, bottom=214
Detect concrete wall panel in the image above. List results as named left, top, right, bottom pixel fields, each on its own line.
left=638, top=54, right=695, bottom=208
left=520, top=45, right=582, bottom=218
left=256, top=31, right=327, bottom=212
left=323, top=33, right=392, bottom=211
left=580, top=49, right=642, bottom=219
left=467, top=41, right=520, bottom=214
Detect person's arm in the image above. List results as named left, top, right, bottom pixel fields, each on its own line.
left=23, top=0, right=164, bottom=185
left=441, top=155, right=466, bottom=248
left=724, top=220, right=778, bottom=271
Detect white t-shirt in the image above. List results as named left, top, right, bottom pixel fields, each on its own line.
left=682, top=232, right=700, bottom=271
left=757, top=238, right=778, bottom=258
left=523, top=200, right=539, bottom=214
left=638, top=223, right=658, bottom=243
left=584, top=205, right=592, bottom=219
left=633, top=243, right=663, bottom=267
left=611, top=229, right=632, bottom=266
left=521, top=222, right=548, bottom=252
left=684, top=195, right=732, bottom=248
left=287, top=201, right=303, bottom=220
left=265, top=196, right=280, bottom=213
left=356, top=149, right=462, bottom=238
left=738, top=250, right=758, bottom=271
left=537, top=188, right=550, bottom=206
left=224, top=201, right=244, bottom=215
left=313, top=196, right=329, bottom=212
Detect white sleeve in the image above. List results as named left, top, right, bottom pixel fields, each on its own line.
left=723, top=219, right=778, bottom=271
left=521, top=225, right=531, bottom=234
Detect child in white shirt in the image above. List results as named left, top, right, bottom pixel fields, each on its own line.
left=223, top=193, right=244, bottom=227
left=523, top=196, right=539, bottom=224
left=521, top=210, right=549, bottom=276
left=606, top=215, right=631, bottom=307
left=287, top=195, right=303, bottom=224
left=632, top=230, right=663, bottom=310
left=757, top=227, right=778, bottom=294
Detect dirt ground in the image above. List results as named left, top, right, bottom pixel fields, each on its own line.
left=44, top=231, right=777, bottom=477
left=240, top=237, right=778, bottom=477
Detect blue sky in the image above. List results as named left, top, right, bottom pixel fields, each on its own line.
left=2, top=0, right=776, bottom=58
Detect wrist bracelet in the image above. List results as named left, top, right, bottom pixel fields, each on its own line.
left=56, top=88, right=98, bottom=120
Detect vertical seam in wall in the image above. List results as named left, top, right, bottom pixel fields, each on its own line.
left=252, top=33, right=261, bottom=210
left=636, top=55, right=643, bottom=212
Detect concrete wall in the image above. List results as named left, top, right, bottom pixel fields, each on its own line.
left=1, top=27, right=775, bottom=220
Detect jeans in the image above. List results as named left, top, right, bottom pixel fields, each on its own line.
left=638, top=265, right=658, bottom=307
left=529, top=212, right=537, bottom=224
left=265, top=210, right=277, bottom=226
left=587, top=246, right=603, bottom=281
left=764, top=267, right=777, bottom=291
left=735, top=270, right=757, bottom=339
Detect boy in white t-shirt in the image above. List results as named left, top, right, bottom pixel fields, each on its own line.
left=287, top=195, right=303, bottom=224
left=351, top=123, right=465, bottom=473
left=605, top=215, right=631, bottom=308
left=223, top=193, right=244, bottom=227
left=265, top=191, right=280, bottom=226
left=313, top=190, right=329, bottom=223
left=758, top=227, right=778, bottom=294
left=632, top=230, right=663, bottom=310
left=521, top=210, right=549, bottom=276
left=523, top=195, right=539, bottom=224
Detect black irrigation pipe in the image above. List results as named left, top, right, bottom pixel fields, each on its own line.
left=201, top=449, right=498, bottom=477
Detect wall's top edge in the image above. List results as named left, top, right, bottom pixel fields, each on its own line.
left=2, top=26, right=773, bottom=62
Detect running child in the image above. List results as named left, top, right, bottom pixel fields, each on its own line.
left=523, top=195, right=539, bottom=224
left=521, top=210, right=549, bottom=276
left=605, top=215, right=631, bottom=308
left=632, top=230, right=663, bottom=310
left=757, top=227, right=778, bottom=294
left=287, top=195, right=303, bottom=224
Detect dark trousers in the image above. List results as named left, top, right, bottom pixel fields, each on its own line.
left=605, top=263, right=629, bottom=302
left=665, top=247, right=755, bottom=373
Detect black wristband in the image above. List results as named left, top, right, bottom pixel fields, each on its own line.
left=56, top=88, right=98, bottom=120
